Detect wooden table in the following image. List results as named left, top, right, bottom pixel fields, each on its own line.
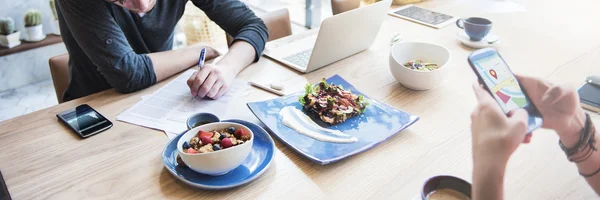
left=2, top=0, right=600, bottom=199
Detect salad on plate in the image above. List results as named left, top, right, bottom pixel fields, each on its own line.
left=299, top=79, right=369, bottom=125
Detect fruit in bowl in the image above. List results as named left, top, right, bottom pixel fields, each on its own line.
left=177, top=122, right=254, bottom=176
left=389, top=42, right=451, bottom=90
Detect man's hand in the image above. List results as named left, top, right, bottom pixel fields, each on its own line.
left=186, top=41, right=257, bottom=100
left=516, top=75, right=586, bottom=147
left=187, top=64, right=236, bottom=99
left=471, top=83, right=529, bottom=165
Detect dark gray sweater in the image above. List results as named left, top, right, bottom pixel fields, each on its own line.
left=55, top=0, right=268, bottom=101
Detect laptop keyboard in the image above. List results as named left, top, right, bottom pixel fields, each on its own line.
left=283, top=48, right=313, bottom=68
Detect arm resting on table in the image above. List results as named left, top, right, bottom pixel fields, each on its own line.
left=56, top=0, right=217, bottom=93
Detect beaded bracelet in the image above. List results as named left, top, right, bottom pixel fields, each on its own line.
left=579, top=121, right=598, bottom=177
left=558, top=113, right=600, bottom=177
left=560, top=113, right=594, bottom=157
left=570, top=130, right=596, bottom=163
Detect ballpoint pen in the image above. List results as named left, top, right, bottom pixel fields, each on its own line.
left=198, top=47, right=206, bottom=69
left=192, top=47, right=206, bottom=99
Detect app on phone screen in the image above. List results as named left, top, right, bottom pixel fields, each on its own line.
left=472, top=52, right=529, bottom=113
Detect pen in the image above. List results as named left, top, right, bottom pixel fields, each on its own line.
left=192, top=47, right=207, bottom=99
left=248, top=81, right=285, bottom=96
left=198, top=47, right=206, bottom=69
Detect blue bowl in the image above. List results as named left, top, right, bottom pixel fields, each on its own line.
left=186, top=113, right=220, bottom=129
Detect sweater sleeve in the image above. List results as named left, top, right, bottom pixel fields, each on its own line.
left=191, top=0, right=269, bottom=62
left=56, top=0, right=157, bottom=93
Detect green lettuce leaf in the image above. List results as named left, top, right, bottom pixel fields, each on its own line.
left=357, top=94, right=369, bottom=113
left=305, top=83, right=314, bottom=94
left=299, top=95, right=306, bottom=106
left=299, top=83, right=314, bottom=106
left=321, top=78, right=329, bottom=90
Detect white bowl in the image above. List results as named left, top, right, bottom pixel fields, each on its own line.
left=389, top=42, right=451, bottom=90
left=177, top=122, right=254, bottom=176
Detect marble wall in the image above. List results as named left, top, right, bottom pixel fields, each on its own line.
left=0, top=43, right=67, bottom=91
left=0, top=0, right=59, bottom=35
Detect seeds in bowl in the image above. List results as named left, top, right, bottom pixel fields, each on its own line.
left=403, top=60, right=440, bottom=72
left=183, top=127, right=251, bottom=154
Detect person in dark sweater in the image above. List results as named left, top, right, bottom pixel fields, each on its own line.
left=54, top=0, right=268, bottom=101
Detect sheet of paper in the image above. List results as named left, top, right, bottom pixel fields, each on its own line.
left=138, top=95, right=181, bottom=139
left=117, top=69, right=249, bottom=135
left=454, top=0, right=526, bottom=13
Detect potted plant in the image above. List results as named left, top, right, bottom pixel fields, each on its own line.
left=49, top=0, right=60, bottom=35
left=23, top=9, right=45, bottom=42
left=0, top=17, right=21, bottom=48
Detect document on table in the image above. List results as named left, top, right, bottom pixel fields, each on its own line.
left=117, top=69, right=249, bottom=136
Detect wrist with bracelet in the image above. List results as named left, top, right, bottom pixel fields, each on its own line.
left=559, top=113, right=598, bottom=177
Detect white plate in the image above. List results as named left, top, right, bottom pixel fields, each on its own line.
left=456, top=32, right=500, bottom=49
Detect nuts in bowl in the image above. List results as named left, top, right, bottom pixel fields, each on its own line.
left=177, top=122, right=254, bottom=176
left=389, top=42, right=451, bottom=90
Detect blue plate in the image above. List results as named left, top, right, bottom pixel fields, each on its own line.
left=247, top=75, right=419, bottom=164
left=161, top=119, right=275, bottom=189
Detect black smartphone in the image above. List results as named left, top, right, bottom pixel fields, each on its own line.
left=56, top=104, right=113, bottom=138
left=0, top=170, right=11, bottom=200
left=468, top=48, right=543, bottom=133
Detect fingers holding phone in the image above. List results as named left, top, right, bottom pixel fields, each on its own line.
left=470, top=83, right=529, bottom=164
left=514, top=74, right=586, bottom=135
left=467, top=48, right=543, bottom=133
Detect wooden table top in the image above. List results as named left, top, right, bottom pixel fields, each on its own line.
left=2, top=0, right=600, bottom=199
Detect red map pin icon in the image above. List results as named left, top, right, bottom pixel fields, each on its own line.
left=489, top=69, right=498, bottom=79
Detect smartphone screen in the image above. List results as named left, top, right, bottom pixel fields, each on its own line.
left=468, top=48, right=543, bottom=132
left=57, top=104, right=112, bottom=138
left=471, top=51, right=530, bottom=112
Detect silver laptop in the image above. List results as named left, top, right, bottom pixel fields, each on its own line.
left=264, top=0, right=392, bottom=73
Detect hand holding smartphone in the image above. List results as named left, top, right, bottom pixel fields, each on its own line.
left=468, top=48, right=543, bottom=133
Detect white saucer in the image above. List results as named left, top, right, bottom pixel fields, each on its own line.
left=456, top=32, right=500, bottom=49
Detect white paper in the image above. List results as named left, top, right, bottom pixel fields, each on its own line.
left=117, top=69, right=249, bottom=136
left=139, top=96, right=181, bottom=139
left=454, top=0, right=526, bottom=13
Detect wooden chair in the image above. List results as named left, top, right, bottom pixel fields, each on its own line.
left=49, top=54, right=69, bottom=103
left=331, top=0, right=360, bottom=15
left=227, top=8, right=293, bottom=46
